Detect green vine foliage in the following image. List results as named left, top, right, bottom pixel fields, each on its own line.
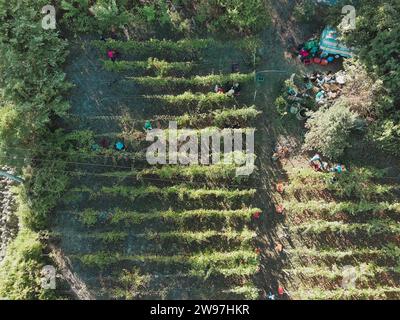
left=61, top=0, right=271, bottom=36
left=0, top=229, right=50, bottom=299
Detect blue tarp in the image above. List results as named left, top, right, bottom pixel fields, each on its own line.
left=315, top=0, right=338, bottom=5
left=319, top=26, right=353, bottom=58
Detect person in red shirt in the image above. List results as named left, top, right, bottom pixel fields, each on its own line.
left=107, top=50, right=117, bottom=62
left=253, top=211, right=261, bottom=219
left=276, top=204, right=285, bottom=214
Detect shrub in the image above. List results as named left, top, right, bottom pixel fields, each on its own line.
left=79, top=209, right=99, bottom=227
left=92, top=0, right=131, bottom=31
left=20, top=167, right=69, bottom=230
left=194, top=0, right=270, bottom=35
left=0, top=1, right=70, bottom=153
left=61, top=0, right=97, bottom=32
left=303, top=101, right=358, bottom=160
left=340, top=60, right=385, bottom=118
left=369, top=119, right=400, bottom=157
left=293, top=0, right=317, bottom=22
left=275, top=96, right=288, bottom=116
left=0, top=229, right=53, bottom=299
left=112, top=268, right=151, bottom=300
left=0, top=1, right=72, bottom=300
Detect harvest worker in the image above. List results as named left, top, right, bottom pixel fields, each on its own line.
left=91, top=143, right=100, bottom=152
left=274, top=242, right=283, bottom=254
left=107, top=49, right=117, bottom=62
left=316, top=90, right=326, bottom=104
left=144, top=120, right=153, bottom=131
left=278, top=286, right=285, bottom=298
left=233, top=83, right=241, bottom=95
left=272, top=152, right=280, bottom=162
left=253, top=211, right=261, bottom=219
left=311, top=161, right=321, bottom=171
left=317, top=75, right=325, bottom=87
left=310, top=153, right=324, bottom=167
left=226, top=87, right=235, bottom=97
left=100, top=138, right=109, bottom=148
left=114, top=140, right=125, bottom=151
left=214, top=84, right=224, bottom=94
left=310, top=153, right=327, bottom=172
left=331, top=164, right=346, bottom=174
left=110, top=26, right=118, bottom=40
left=268, top=292, right=276, bottom=300
left=299, top=48, right=309, bottom=58
left=276, top=204, right=285, bottom=215
left=272, top=145, right=289, bottom=162
left=324, top=71, right=336, bottom=83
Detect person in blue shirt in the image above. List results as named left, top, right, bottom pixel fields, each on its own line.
left=114, top=141, right=125, bottom=151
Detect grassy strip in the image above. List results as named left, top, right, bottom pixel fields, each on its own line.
left=293, top=287, right=400, bottom=300
left=85, top=231, right=129, bottom=244
left=137, top=164, right=244, bottom=181
left=144, top=92, right=233, bottom=113
left=129, top=72, right=255, bottom=91
left=70, top=185, right=256, bottom=201
left=78, top=208, right=259, bottom=227
left=103, top=58, right=194, bottom=77
left=176, top=105, right=261, bottom=128
left=92, top=38, right=260, bottom=61
left=111, top=272, right=258, bottom=299
left=224, top=285, right=259, bottom=300
left=286, top=168, right=395, bottom=200
left=284, top=263, right=394, bottom=280
left=287, top=246, right=400, bottom=261
left=76, top=250, right=259, bottom=275
left=92, top=38, right=218, bottom=61
left=284, top=200, right=400, bottom=217
left=150, top=127, right=256, bottom=144
left=84, top=229, right=256, bottom=246
left=293, top=219, right=400, bottom=235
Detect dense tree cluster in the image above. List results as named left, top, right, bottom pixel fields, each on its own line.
left=328, top=0, right=400, bottom=157
left=60, top=0, right=270, bottom=36
left=0, top=0, right=71, bottom=299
